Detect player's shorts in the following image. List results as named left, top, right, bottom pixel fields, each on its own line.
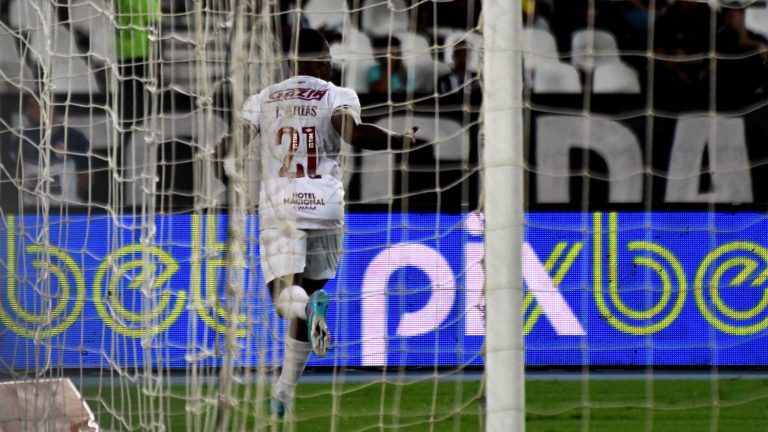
left=260, top=227, right=342, bottom=284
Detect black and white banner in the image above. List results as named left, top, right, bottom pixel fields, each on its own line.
left=528, top=96, right=768, bottom=210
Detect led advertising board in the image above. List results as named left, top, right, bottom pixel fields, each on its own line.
left=1, top=212, right=767, bottom=368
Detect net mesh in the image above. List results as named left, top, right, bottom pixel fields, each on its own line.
left=522, top=0, right=768, bottom=430
left=2, top=0, right=768, bottom=430
left=0, top=0, right=484, bottom=430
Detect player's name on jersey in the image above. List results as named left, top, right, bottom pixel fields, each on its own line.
left=275, top=105, right=318, bottom=117
left=267, top=88, right=327, bottom=103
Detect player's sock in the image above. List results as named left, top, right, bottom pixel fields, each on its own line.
left=273, top=336, right=312, bottom=405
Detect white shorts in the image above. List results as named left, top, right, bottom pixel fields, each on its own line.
left=260, top=227, right=342, bottom=284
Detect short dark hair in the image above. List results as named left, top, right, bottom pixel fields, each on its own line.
left=296, top=28, right=330, bottom=60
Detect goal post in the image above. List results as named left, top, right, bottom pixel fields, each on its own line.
left=483, top=0, right=526, bottom=430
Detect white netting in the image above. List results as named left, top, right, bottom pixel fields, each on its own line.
left=521, top=0, right=768, bottom=430
left=3, top=0, right=768, bottom=430
left=0, top=0, right=486, bottom=430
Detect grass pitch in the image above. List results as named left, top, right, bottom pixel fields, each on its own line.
left=82, top=378, right=768, bottom=431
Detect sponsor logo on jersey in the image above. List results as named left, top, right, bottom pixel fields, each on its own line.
left=284, top=191, right=326, bottom=211
left=267, top=88, right=327, bottom=103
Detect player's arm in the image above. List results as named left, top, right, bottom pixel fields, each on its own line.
left=331, top=110, right=418, bottom=151
left=217, top=93, right=260, bottom=178
left=215, top=124, right=254, bottom=186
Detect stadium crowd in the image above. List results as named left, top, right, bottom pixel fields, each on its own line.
left=0, top=0, right=765, bottom=101
left=0, top=0, right=767, bottom=209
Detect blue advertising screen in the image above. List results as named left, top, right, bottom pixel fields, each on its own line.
left=1, top=211, right=768, bottom=368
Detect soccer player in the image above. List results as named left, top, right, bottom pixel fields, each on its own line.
left=239, top=28, right=418, bottom=418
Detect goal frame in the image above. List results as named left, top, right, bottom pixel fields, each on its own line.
left=483, top=0, right=526, bottom=430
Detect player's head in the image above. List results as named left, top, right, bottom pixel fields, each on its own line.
left=295, top=28, right=332, bottom=81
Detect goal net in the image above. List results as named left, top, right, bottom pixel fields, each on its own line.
left=1, top=0, right=767, bottom=430
left=0, top=0, right=489, bottom=430
left=520, top=0, right=768, bottom=430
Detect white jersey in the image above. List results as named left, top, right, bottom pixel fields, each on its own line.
left=242, top=75, right=361, bottom=230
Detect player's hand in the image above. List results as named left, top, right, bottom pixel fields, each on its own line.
left=403, top=126, right=419, bottom=147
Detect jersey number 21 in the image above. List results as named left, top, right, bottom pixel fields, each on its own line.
left=276, top=126, right=320, bottom=179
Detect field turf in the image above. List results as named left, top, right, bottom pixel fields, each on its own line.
left=81, top=378, right=768, bottom=431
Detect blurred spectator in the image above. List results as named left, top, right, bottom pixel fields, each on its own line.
left=654, top=0, right=711, bottom=55
left=607, top=0, right=670, bottom=50
left=551, top=0, right=612, bottom=52
left=524, top=0, right=553, bottom=33
left=416, top=0, right=481, bottom=37
left=10, top=94, right=92, bottom=205
left=114, top=0, right=161, bottom=130
left=438, top=40, right=480, bottom=98
left=279, top=0, right=311, bottom=53
left=716, top=2, right=768, bottom=108
left=653, top=0, right=713, bottom=110
left=367, top=36, right=416, bottom=94
left=617, top=0, right=652, bottom=34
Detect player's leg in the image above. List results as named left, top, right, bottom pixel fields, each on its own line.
left=267, top=277, right=330, bottom=417
left=260, top=227, right=313, bottom=417
left=267, top=274, right=313, bottom=418
left=266, top=281, right=334, bottom=418
left=260, top=227, right=310, bottom=324
left=301, top=228, right=342, bottom=357
left=261, top=228, right=341, bottom=417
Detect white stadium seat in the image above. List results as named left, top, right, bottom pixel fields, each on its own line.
left=68, top=0, right=116, bottom=64
left=124, top=112, right=230, bottom=206
left=28, top=24, right=99, bottom=94
left=396, top=31, right=436, bottom=91
left=396, top=31, right=433, bottom=68
left=361, top=0, right=410, bottom=38
left=746, top=6, right=768, bottom=39
left=330, top=28, right=376, bottom=93
left=570, top=29, right=620, bottom=72
left=7, top=0, right=44, bottom=31
left=593, top=61, right=641, bottom=94
left=523, top=27, right=559, bottom=72
left=303, top=0, right=349, bottom=31
left=534, top=61, right=582, bottom=94
left=0, top=27, right=35, bottom=91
